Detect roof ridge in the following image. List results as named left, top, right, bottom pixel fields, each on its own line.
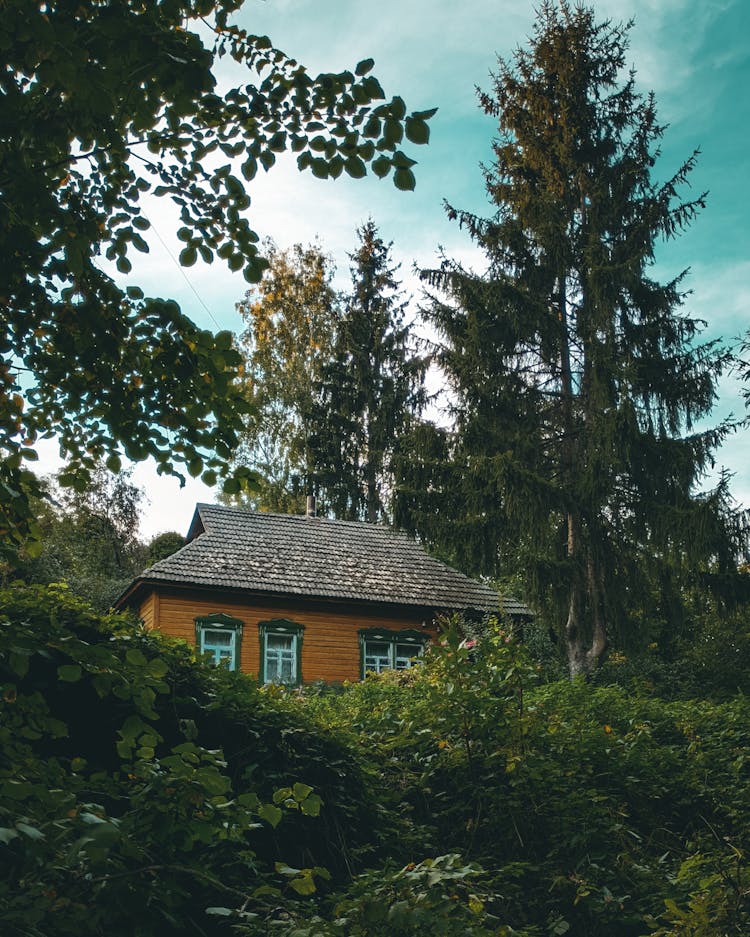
left=197, top=503, right=410, bottom=534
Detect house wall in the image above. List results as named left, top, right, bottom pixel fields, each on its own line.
left=137, top=586, right=438, bottom=683
left=139, top=592, right=156, bottom=631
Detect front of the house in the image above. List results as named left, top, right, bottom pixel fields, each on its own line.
left=129, top=580, right=439, bottom=684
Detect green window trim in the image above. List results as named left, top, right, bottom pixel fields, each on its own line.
left=194, top=612, right=244, bottom=671
left=258, top=619, right=304, bottom=686
left=358, top=628, right=427, bottom=679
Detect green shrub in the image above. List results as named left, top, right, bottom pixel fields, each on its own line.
left=0, top=584, right=373, bottom=935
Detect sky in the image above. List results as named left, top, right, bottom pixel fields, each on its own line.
left=38, top=0, right=750, bottom=539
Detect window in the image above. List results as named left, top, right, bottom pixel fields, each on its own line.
left=195, top=613, right=244, bottom=671
left=359, top=629, right=426, bottom=678
left=258, top=619, right=304, bottom=686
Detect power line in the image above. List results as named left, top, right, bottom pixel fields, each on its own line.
left=145, top=218, right=224, bottom=332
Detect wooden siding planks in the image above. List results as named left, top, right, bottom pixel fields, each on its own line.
left=138, top=592, right=155, bottom=631
left=149, top=587, right=437, bottom=683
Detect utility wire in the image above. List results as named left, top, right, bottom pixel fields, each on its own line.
left=145, top=217, right=224, bottom=332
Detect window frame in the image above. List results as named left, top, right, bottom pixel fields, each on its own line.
left=258, top=619, right=304, bottom=686
left=358, top=628, right=426, bottom=679
left=194, top=612, right=244, bottom=671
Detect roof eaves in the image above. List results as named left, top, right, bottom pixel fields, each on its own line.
left=112, top=576, right=147, bottom=610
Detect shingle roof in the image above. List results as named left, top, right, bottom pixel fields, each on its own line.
left=127, top=504, right=532, bottom=616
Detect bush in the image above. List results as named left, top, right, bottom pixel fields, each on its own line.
left=0, top=584, right=373, bottom=935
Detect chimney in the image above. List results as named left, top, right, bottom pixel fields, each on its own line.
left=306, top=495, right=316, bottom=518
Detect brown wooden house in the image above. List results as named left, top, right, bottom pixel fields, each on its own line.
left=115, top=503, right=531, bottom=685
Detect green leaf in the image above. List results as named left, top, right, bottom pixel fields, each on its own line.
left=355, top=58, right=375, bottom=76
left=345, top=156, right=367, bottom=179
left=147, top=658, right=169, bottom=678
left=241, top=156, right=258, bottom=181
left=125, top=648, right=147, bottom=667
left=300, top=793, right=322, bottom=817
left=179, top=246, right=197, bottom=267
left=131, top=233, right=149, bottom=253
left=222, top=476, right=240, bottom=496
left=292, top=782, right=313, bottom=802
left=405, top=116, right=430, bottom=145
left=58, top=664, right=82, bottom=682
left=273, top=787, right=293, bottom=804
left=392, top=150, right=417, bottom=169
left=363, top=76, right=385, bottom=100
left=259, top=150, right=276, bottom=171
left=389, top=96, right=407, bottom=120
left=363, top=115, right=381, bottom=138
left=289, top=874, right=316, bottom=896
left=371, top=156, right=391, bottom=179
left=383, top=118, right=403, bottom=146
left=16, top=822, right=45, bottom=841
left=393, top=168, right=416, bottom=191
left=238, top=791, right=260, bottom=809
left=328, top=155, right=344, bottom=179
left=201, top=469, right=218, bottom=487
left=258, top=803, right=283, bottom=828
left=9, top=652, right=28, bottom=678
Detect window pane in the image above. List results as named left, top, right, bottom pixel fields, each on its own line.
left=204, top=630, right=232, bottom=647
left=200, top=628, right=236, bottom=669
left=265, top=633, right=297, bottom=684
left=364, top=640, right=392, bottom=673
left=395, top=643, right=421, bottom=670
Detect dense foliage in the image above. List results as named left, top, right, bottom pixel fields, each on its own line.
left=10, top=468, right=147, bottom=610
left=1, top=0, right=434, bottom=556
left=4, top=2, right=749, bottom=932
left=290, top=623, right=750, bottom=937
left=394, top=1, right=747, bottom=675
left=4, top=585, right=749, bottom=936
left=0, top=584, right=377, bottom=935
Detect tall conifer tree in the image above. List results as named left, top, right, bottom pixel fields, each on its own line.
left=310, top=221, right=425, bottom=522
left=395, top=2, right=746, bottom=675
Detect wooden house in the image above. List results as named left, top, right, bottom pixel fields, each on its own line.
left=115, top=503, right=531, bottom=684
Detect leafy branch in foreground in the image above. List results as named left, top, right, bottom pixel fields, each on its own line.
left=1, top=0, right=435, bottom=558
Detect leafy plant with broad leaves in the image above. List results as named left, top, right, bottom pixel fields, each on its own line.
left=0, top=583, right=345, bottom=935
left=245, top=854, right=523, bottom=936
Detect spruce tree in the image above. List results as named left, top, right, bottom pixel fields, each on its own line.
left=310, top=222, right=425, bottom=522
left=395, top=2, right=746, bottom=675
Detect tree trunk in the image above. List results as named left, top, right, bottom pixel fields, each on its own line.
left=564, top=536, right=608, bottom=678
left=558, top=274, right=608, bottom=678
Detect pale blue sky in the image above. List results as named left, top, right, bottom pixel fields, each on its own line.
left=42, top=0, right=748, bottom=537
